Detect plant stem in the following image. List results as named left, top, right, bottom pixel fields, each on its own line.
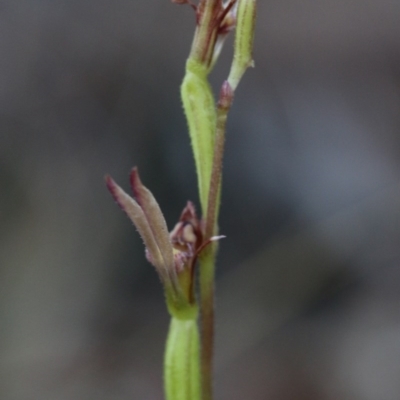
left=199, top=247, right=216, bottom=400
left=204, top=82, right=233, bottom=240
left=189, top=0, right=222, bottom=67
left=165, top=317, right=201, bottom=400
left=180, top=1, right=256, bottom=398
left=199, top=82, right=234, bottom=400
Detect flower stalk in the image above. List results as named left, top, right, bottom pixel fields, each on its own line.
left=180, top=2, right=256, bottom=399
left=106, top=1, right=256, bottom=399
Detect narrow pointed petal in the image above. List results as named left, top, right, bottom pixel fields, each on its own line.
left=130, top=168, right=176, bottom=278
left=105, top=175, right=168, bottom=281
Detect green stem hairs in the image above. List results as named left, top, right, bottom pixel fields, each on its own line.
left=106, top=1, right=256, bottom=399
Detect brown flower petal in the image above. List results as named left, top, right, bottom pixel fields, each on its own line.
left=130, top=168, right=176, bottom=282
left=105, top=174, right=169, bottom=283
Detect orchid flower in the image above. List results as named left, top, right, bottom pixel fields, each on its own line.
left=106, top=168, right=222, bottom=319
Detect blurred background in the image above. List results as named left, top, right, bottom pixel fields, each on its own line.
left=1, top=1, right=400, bottom=399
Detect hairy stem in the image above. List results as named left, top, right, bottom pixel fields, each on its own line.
left=198, top=247, right=216, bottom=400
left=205, top=82, right=234, bottom=240
left=199, top=81, right=234, bottom=400
left=180, top=2, right=256, bottom=399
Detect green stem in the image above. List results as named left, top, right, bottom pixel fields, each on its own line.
left=165, top=317, right=201, bottom=400
left=180, top=2, right=256, bottom=399
left=199, top=81, right=234, bottom=400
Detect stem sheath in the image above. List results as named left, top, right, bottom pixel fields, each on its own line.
left=165, top=317, right=201, bottom=400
